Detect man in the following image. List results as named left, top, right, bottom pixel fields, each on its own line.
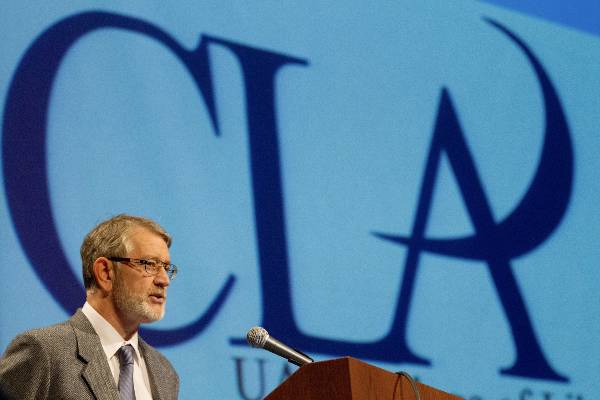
left=0, top=214, right=179, bottom=400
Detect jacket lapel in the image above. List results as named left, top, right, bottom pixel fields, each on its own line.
left=70, top=310, right=121, bottom=400
left=139, top=339, right=166, bottom=400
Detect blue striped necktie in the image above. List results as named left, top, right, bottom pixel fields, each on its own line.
left=118, top=344, right=136, bottom=400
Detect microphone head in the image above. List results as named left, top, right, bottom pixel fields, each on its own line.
left=246, top=326, right=269, bottom=348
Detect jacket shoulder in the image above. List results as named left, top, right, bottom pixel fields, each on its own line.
left=3, top=318, right=75, bottom=356
left=0, top=319, right=76, bottom=400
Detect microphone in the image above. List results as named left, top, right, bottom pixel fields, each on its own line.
left=246, top=326, right=314, bottom=366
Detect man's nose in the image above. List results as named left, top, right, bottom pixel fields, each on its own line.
left=154, top=267, right=170, bottom=287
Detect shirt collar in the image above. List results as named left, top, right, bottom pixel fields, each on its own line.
left=82, top=301, right=140, bottom=361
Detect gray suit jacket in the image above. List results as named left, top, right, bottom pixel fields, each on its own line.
left=0, top=310, right=179, bottom=400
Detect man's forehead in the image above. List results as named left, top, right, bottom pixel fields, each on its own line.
left=125, top=226, right=169, bottom=253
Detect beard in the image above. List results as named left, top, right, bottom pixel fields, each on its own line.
left=112, top=271, right=165, bottom=323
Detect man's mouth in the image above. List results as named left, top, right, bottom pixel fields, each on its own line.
left=149, top=292, right=166, bottom=304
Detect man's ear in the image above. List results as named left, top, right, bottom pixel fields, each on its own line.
left=92, top=257, right=115, bottom=293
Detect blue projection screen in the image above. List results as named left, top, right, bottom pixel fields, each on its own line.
left=1, top=2, right=599, bottom=399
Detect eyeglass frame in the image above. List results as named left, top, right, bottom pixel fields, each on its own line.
left=108, top=257, right=178, bottom=280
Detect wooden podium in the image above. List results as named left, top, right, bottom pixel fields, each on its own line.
left=265, top=357, right=462, bottom=400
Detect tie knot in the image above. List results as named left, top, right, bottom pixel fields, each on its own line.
left=118, top=344, right=135, bottom=366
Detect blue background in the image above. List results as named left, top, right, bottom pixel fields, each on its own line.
left=1, top=1, right=599, bottom=399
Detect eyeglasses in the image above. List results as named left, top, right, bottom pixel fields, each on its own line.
left=108, top=257, right=178, bottom=280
